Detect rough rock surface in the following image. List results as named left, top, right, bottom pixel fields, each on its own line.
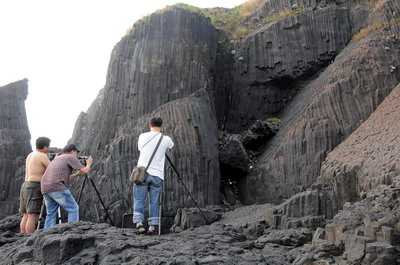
left=1, top=197, right=397, bottom=265
left=0, top=204, right=313, bottom=265
left=0, top=79, right=31, bottom=219
left=239, top=1, right=400, bottom=205
left=217, top=6, right=352, bottom=132
left=260, top=83, right=400, bottom=263
left=264, top=81, right=400, bottom=219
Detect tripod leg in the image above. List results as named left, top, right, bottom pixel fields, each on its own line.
left=89, top=183, right=100, bottom=222
left=37, top=201, right=45, bottom=230
left=88, top=177, right=114, bottom=226
left=158, top=182, right=163, bottom=236
left=77, top=175, right=87, bottom=204
left=58, top=207, right=62, bottom=224
left=166, top=155, right=209, bottom=225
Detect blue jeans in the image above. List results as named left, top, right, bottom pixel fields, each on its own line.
left=133, top=173, right=163, bottom=226
left=43, top=189, right=79, bottom=229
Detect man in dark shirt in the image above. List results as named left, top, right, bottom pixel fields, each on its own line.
left=41, top=144, right=93, bottom=229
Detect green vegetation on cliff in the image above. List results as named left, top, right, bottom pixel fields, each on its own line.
left=125, top=0, right=264, bottom=37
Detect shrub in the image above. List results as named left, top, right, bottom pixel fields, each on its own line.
left=231, top=26, right=249, bottom=40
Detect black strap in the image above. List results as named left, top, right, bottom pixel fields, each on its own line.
left=141, top=132, right=160, bottom=149
left=145, top=134, right=164, bottom=172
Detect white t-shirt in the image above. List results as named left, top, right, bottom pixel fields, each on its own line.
left=137, top=131, right=174, bottom=179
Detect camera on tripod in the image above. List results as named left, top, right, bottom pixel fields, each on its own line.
left=78, top=156, right=90, bottom=166
left=48, top=152, right=90, bottom=165
left=48, top=152, right=60, bottom=161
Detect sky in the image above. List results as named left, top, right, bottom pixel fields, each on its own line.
left=0, top=0, right=246, bottom=149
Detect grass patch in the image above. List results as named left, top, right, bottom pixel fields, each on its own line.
left=125, top=26, right=133, bottom=36
left=266, top=117, right=282, bottom=125
left=124, top=1, right=312, bottom=40
left=352, top=21, right=383, bottom=40
left=351, top=4, right=362, bottom=12
left=389, top=17, right=400, bottom=26
left=231, top=7, right=312, bottom=40
left=262, top=9, right=298, bottom=24
left=239, top=0, right=263, bottom=17
left=231, top=26, right=249, bottom=40
left=374, top=0, right=387, bottom=10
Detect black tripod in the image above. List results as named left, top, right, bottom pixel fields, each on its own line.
left=165, top=154, right=209, bottom=225
left=77, top=174, right=114, bottom=226
left=36, top=201, right=62, bottom=230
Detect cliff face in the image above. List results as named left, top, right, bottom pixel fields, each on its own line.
left=67, top=0, right=400, bottom=231
left=0, top=79, right=32, bottom=219
left=217, top=6, right=352, bottom=132
left=235, top=0, right=400, bottom=204
left=69, top=9, right=220, bottom=226
left=320, top=82, right=400, bottom=215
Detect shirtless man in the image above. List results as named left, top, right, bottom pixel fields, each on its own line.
left=19, top=137, right=51, bottom=233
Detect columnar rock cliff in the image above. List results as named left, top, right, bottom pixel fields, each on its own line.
left=1, top=0, right=400, bottom=263
left=0, top=79, right=32, bottom=219
left=235, top=0, right=400, bottom=205
left=69, top=9, right=220, bottom=227
left=217, top=7, right=352, bottom=131
left=66, top=0, right=400, bottom=230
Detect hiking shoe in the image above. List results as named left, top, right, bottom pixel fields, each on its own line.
left=146, top=229, right=156, bottom=236
left=137, top=225, right=145, bottom=234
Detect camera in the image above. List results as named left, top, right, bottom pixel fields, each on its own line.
left=78, top=156, right=90, bottom=166
left=48, top=152, right=60, bottom=161
left=48, top=152, right=90, bottom=165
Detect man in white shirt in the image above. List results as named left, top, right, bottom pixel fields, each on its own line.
left=133, top=117, right=174, bottom=235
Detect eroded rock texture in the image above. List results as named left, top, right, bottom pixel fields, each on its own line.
left=0, top=79, right=31, bottom=219
left=320, top=83, right=400, bottom=215
left=239, top=1, right=400, bottom=205
left=69, top=9, right=220, bottom=227
left=262, top=79, right=400, bottom=264
left=217, top=7, right=352, bottom=132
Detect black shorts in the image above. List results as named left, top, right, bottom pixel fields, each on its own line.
left=19, top=181, right=43, bottom=214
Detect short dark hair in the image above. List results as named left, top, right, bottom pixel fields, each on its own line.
left=36, top=137, right=51, bottom=150
left=62, top=144, right=80, bottom=153
left=149, top=117, right=163, bottom=127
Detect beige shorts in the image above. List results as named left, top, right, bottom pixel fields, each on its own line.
left=19, top=181, right=43, bottom=214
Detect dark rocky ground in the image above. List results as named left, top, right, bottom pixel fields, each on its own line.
left=1, top=190, right=399, bottom=265
left=0, top=204, right=308, bottom=265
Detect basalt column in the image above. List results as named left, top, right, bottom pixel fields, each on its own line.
left=69, top=9, right=220, bottom=227
left=0, top=79, right=32, bottom=219
left=239, top=2, right=400, bottom=204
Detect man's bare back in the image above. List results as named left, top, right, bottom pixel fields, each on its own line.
left=25, top=151, right=50, bottom=182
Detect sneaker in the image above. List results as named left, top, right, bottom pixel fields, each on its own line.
left=137, top=225, right=145, bottom=234
left=146, top=229, right=156, bottom=236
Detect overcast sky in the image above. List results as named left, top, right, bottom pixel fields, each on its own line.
left=0, top=0, right=245, bottom=149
